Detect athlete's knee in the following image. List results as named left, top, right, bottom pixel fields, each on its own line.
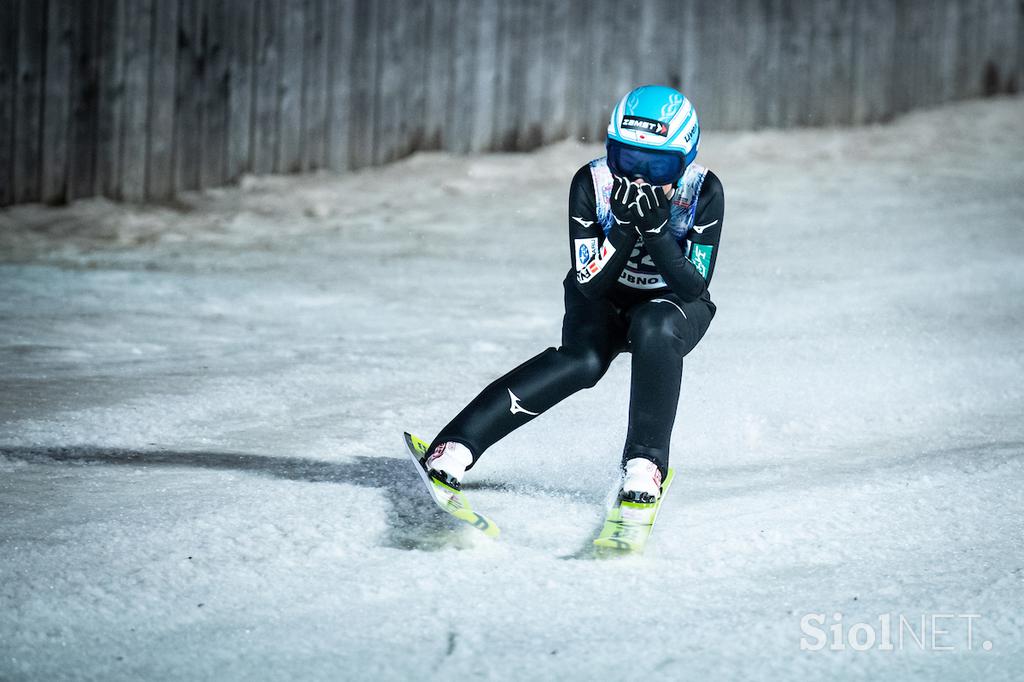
left=629, top=302, right=687, bottom=353
left=560, top=346, right=610, bottom=389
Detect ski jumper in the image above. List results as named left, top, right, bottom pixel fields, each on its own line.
left=430, top=158, right=725, bottom=476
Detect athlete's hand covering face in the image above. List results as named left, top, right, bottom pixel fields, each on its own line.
left=629, top=183, right=672, bottom=237
left=610, top=175, right=639, bottom=228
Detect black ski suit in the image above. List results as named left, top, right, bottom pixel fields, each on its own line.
left=430, top=160, right=724, bottom=477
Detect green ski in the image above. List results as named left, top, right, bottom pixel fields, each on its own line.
left=404, top=432, right=500, bottom=538
left=593, top=468, right=676, bottom=553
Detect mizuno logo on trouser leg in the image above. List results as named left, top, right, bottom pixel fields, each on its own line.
left=507, top=389, right=539, bottom=417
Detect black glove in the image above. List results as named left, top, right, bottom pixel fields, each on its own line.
left=609, top=175, right=638, bottom=229
left=630, top=183, right=672, bottom=237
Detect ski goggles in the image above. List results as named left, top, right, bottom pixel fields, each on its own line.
left=606, top=139, right=686, bottom=186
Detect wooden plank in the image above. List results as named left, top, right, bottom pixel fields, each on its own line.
left=802, top=0, right=827, bottom=125
left=853, top=0, right=874, bottom=122
left=929, top=0, right=952, bottom=105
left=606, top=0, right=635, bottom=112
left=810, top=0, right=850, bottom=126
left=225, top=0, right=255, bottom=182
left=908, top=0, right=929, bottom=111
left=347, top=0, right=378, bottom=168
left=1019, top=0, right=1024, bottom=93
left=658, top=0, right=677, bottom=87
left=41, top=0, right=73, bottom=204
left=120, top=0, right=153, bottom=202
left=300, top=0, right=328, bottom=170
left=759, top=0, right=786, bottom=127
left=516, top=0, right=545, bottom=150
left=492, top=0, right=515, bottom=149
left=533, top=0, right=553, bottom=145
left=564, top=0, right=589, bottom=142
left=511, top=0, right=530, bottom=148
left=144, top=0, right=177, bottom=201
left=684, top=0, right=719, bottom=130
left=575, top=0, right=599, bottom=144
left=978, top=0, right=997, bottom=95
left=915, top=0, right=936, bottom=108
left=679, top=0, right=701, bottom=115
left=734, top=0, right=757, bottom=125
left=0, top=0, right=17, bottom=206
left=512, top=0, right=529, bottom=149
left=633, top=0, right=663, bottom=87
left=95, top=0, right=126, bottom=199
left=735, top=0, right=757, bottom=128
left=67, top=0, right=100, bottom=200
left=872, top=0, right=897, bottom=121
left=661, top=0, right=681, bottom=89
left=411, top=0, right=431, bottom=154
left=795, top=0, right=818, bottom=126
left=325, top=0, right=356, bottom=169
left=397, top=0, right=429, bottom=156
left=373, top=0, right=402, bottom=164
left=912, top=4, right=932, bottom=114
left=447, top=0, right=478, bottom=153
left=988, top=0, right=1019, bottom=94
left=771, top=0, right=793, bottom=127
left=469, top=0, right=498, bottom=152
left=173, top=0, right=202, bottom=193
left=733, top=0, right=762, bottom=129
left=849, top=0, right=871, bottom=124
left=940, top=0, right=961, bottom=99
left=277, top=0, right=304, bottom=172
left=756, top=0, right=781, bottom=128
left=936, top=0, right=960, bottom=103
left=855, top=0, right=893, bottom=124
left=539, top=0, right=569, bottom=144
left=974, top=0, right=999, bottom=94
left=419, top=0, right=453, bottom=152
left=890, top=0, right=913, bottom=116
left=963, top=0, right=986, bottom=98
left=782, top=0, right=813, bottom=127
left=588, top=0, right=616, bottom=142
left=705, top=0, right=732, bottom=127
left=951, top=0, right=971, bottom=99
left=380, top=0, right=403, bottom=159
left=533, top=0, right=555, bottom=145
left=252, top=0, right=281, bottom=174
left=200, top=0, right=229, bottom=187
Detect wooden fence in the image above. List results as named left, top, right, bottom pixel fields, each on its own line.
left=1, top=0, right=1021, bottom=207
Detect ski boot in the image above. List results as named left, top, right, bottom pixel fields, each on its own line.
left=424, top=442, right=473, bottom=490
left=620, top=457, right=663, bottom=504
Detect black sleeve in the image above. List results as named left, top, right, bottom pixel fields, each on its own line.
left=567, top=165, right=638, bottom=300
left=641, top=170, right=725, bottom=301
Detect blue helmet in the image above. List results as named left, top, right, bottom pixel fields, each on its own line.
left=606, top=85, right=701, bottom=169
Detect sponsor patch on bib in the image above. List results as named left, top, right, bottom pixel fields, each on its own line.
left=574, top=237, right=598, bottom=271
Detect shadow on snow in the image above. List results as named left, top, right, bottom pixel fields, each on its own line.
left=0, top=444, right=481, bottom=552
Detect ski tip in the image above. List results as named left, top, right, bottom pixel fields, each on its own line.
left=403, top=432, right=430, bottom=458
left=406, top=431, right=500, bottom=539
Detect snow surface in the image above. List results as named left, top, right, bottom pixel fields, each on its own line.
left=2, top=96, right=1023, bottom=681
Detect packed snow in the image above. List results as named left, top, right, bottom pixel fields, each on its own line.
left=1, top=96, right=1023, bottom=681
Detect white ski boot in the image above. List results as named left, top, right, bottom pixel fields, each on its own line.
left=620, top=458, right=663, bottom=504
left=424, top=442, right=473, bottom=490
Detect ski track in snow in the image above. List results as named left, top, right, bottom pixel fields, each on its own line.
left=1, top=96, right=1023, bottom=680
